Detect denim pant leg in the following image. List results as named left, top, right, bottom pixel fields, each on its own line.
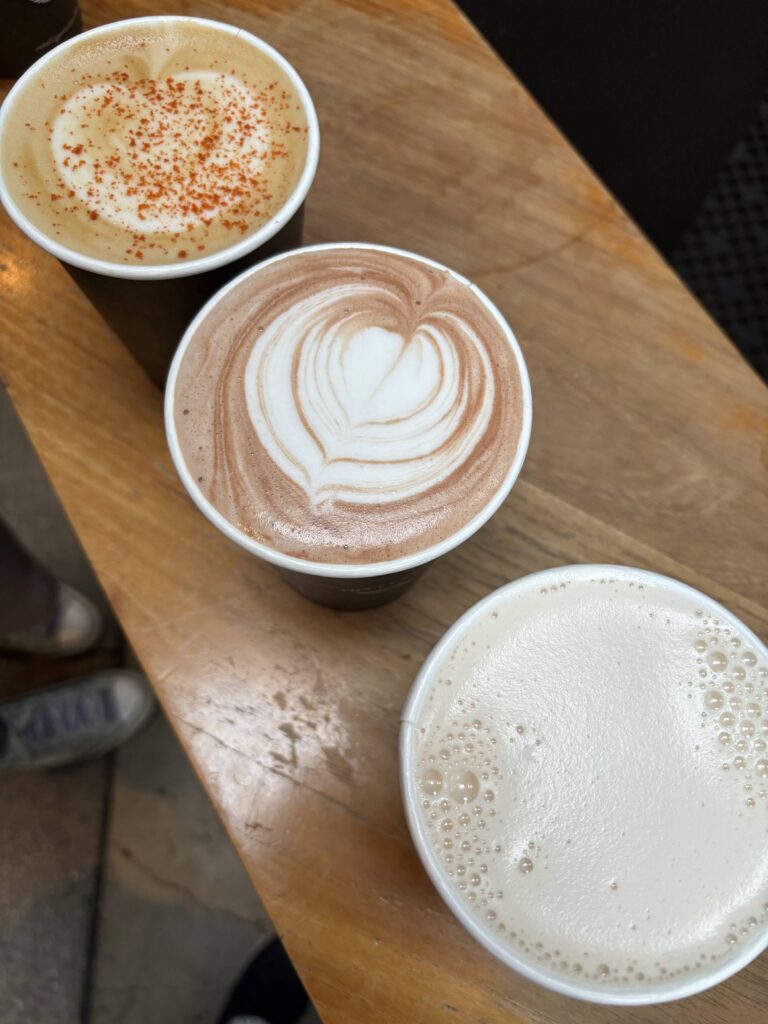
left=0, top=517, right=57, bottom=634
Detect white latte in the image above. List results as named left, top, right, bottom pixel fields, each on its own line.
left=404, top=566, right=768, bottom=995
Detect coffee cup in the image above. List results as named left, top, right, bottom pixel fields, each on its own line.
left=401, top=564, right=768, bottom=1003
left=165, top=242, right=532, bottom=610
left=0, top=15, right=320, bottom=386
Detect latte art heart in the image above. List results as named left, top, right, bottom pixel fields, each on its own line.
left=244, top=286, right=495, bottom=508
left=173, top=247, right=527, bottom=565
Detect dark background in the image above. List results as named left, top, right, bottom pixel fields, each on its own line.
left=457, top=0, right=768, bottom=378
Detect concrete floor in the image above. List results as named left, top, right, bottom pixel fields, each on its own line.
left=0, top=383, right=277, bottom=1023
left=90, top=714, right=271, bottom=1024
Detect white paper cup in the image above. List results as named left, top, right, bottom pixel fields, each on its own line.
left=400, top=565, right=768, bottom=1004
left=165, top=242, right=532, bottom=609
left=0, top=16, right=320, bottom=384
left=0, top=15, right=320, bottom=280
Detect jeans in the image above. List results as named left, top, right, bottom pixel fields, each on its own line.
left=0, top=518, right=56, bottom=634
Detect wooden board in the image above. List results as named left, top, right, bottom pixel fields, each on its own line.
left=1, top=1, right=767, bottom=1021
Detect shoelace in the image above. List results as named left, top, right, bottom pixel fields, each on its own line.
left=18, top=686, right=119, bottom=747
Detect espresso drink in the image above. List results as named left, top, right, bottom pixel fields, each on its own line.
left=406, top=567, right=768, bottom=994
left=172, top=246, right=526, bottom=565
left=1, top=18, right=308, bottom=265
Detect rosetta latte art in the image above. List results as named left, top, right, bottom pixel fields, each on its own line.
left=173, top=247, right=525, bottom=564
left=244, top=283, right=495, bottom=508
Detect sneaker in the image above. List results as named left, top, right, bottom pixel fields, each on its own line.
left=0, top=670, right=154, bottom=773
left=0, top=582, right=102, bottom=657
left=218, top=937, right=312, bottom=1024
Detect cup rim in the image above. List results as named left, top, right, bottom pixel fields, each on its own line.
left=164, top=241, right=533, bottom=579
left=399, top=563, right=768, bottom=1005
left=0, top=14, right=320, bottom=281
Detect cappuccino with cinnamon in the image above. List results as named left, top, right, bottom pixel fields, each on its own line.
left=0, top=17, right=310, bottom=267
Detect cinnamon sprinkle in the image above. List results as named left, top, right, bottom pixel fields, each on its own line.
left=24, top=68, right=303, bottom=261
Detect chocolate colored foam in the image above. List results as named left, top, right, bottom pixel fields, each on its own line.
left=173, top=247, right=525, bottom=564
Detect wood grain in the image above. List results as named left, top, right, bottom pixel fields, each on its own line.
left=1, top=1, right=767, bottom=1021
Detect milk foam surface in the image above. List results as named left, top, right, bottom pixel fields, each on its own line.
left=173, top=247, right=526, bottom=564
left=1, top=19, right=309, bottom=264
left=407, top=567, right=768, bottom=991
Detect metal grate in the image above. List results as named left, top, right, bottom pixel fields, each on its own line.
left=673, top=98, right=768, bottom=380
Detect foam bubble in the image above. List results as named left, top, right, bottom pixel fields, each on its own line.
left=420, top=768, right=443, bottom=796
left=447, top=769, right=480, bottom=804
left=707, top=651, right=728, bottom=672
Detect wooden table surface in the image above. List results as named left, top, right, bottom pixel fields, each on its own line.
left=2, top=1, right=768, bottom=1021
